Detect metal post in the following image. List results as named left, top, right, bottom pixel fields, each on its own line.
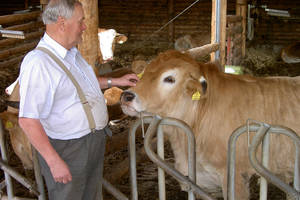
left=0, top=120, right=14, bottom=199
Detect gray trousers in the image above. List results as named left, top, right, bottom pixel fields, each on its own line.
left=37, top=129, right=107, bottom=200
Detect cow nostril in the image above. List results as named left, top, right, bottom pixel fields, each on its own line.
left=121, top=91, right=135, bottom=102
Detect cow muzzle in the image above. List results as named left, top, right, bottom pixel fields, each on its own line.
left=120, top=90, right=143, bottom=116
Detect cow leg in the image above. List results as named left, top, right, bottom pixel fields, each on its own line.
left=222, top=170, right=250, bottom=200
left=235, top=171, right=251, bottom=200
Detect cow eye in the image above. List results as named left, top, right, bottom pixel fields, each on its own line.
left=164, top=76, right=175, bottom=83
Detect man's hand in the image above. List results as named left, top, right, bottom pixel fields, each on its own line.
left=18, top=117, right=72, bottom=184
left=48, top=156, right=72, bottom=184
left=115, top=73, right=139, bottom=87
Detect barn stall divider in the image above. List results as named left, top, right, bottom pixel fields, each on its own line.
left=127, top=116, right=300, bottom=200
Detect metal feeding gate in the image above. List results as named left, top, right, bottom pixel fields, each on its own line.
left=1, top=115, right=299, bottom=200
left=0, top=120, right=46, bottom=200
left=126, top=116, right=300, bottom=200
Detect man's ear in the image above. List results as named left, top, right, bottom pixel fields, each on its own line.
left=57, top=16, right=65, bottom=31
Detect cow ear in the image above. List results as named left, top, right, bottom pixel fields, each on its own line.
left=185, top=76, right=207, bottom=100
left=131, top=60, right=148, bottom=77
left=115, top=34, right=127, bottom=44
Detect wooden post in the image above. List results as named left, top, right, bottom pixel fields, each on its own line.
left=219, top=0, right=227, bottom=67
left=211, top=0, right=217, bottom=62
left=40, top=0, right=49, bottom=11
left=236, top=0, right=247, bottom=57
left=78, top=0, right=99, bottom=76
left=168, top=0, right=174, bottom=45
left=211, top=0, right=227, bottom=67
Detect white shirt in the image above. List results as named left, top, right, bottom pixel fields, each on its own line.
left=19, top=33, right=108, bottom=140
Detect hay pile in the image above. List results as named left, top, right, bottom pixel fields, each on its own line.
left=241, top=45, right=300, bottom=77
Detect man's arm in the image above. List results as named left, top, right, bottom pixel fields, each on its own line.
left=98, top=73, right=139, bottom=89
left=18, top=117, right=72, bottom=184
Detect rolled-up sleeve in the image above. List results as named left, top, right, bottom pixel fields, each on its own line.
left=19, top=52, right=55, bottom=119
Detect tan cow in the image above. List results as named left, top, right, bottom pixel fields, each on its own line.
left=0, top=83, right=33, bottom=170
left=120, top=50, right=300, bottom=199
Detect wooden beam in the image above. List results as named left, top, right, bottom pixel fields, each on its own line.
left=0, top=30, right=43, bottom=48
left=168, top=0, right=174, bottom=44
left=78, top=0, right=99, bottom=75
left=211, top=0, right=217, bottom=62
left=227, top=15, right=243, bottom=23
left=0, top=41, right=38, bottom=60
left=0, top=55, right=24, bottom=69
left=6, top=21, right=44, bottom=31
left=0, top=11, right=41, bottom=25
left=236, top=0, right=247, bottom=57
left=219, top=0, right=227, bottom=67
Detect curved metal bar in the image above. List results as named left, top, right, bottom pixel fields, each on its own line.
left=102, top=178, right=128, bottom=200
left=227, top=123, right=300, bottom=200
left=0, top=158, right=39, bottom=196
left=157, top=124, right=166, bottom=200
left=144, top=117, right=216, bottom=200
left=249, top=125, right=300, bottom=199
left=32, top=148, right=46, bottom=200
left=0, top=120, right=14, bottom=199
left=129, top=116, right=161, bottom=200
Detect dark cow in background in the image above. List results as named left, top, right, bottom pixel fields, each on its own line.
left=281, top=42, right=300, bottom=64
left=121, top=50, right=300, bottom=199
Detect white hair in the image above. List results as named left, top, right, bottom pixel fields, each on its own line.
left=42, top=0, right=81, bottom=24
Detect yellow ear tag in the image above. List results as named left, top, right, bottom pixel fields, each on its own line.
left=192, top=91, right=201, bottom=100
left=137, top=71, right=144, bottom=79
left=5, top=121, right=14, bottom=129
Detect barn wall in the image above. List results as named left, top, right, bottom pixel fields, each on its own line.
left=0, top=0, right=40, bottom=15
left=249, top=0, right=300, bottom=45
left=99, top=0, right=236, bottom=46
left=98, top=0, right=299, bottom=46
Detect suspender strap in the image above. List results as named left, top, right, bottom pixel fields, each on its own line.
left=36, top=47, right=96, bottom=132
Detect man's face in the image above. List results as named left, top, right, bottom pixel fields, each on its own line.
left=63, top=3, right=86, bottom=47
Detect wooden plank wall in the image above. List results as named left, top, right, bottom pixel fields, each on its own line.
left=0, top=0, right=40, bottom=15
left=98, top=0, right=234, bottom=46
left=250, top=0, right=300, bottom=45
left=99, top=0, right=299, bottom=47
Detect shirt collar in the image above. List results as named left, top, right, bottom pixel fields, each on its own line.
left=41, top=33, right=78, bottom=59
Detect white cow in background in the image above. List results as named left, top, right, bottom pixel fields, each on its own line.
left=97, top=28, right=127, bottom=64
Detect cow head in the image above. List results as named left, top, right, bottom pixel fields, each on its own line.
left=97, top=28, right=127, bottom=64
left=121, top=50, right=209, bottom=118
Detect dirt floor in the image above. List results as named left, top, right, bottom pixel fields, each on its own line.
left=0, top=41, right=300, bottom=199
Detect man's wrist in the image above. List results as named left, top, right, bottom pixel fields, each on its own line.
left=107, top=78, right=112, bottom=88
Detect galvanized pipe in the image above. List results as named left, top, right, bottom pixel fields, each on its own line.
left=0, top=159, right=39, bottom=196
left=249, top=125, right=300, bottom=199
left=102, top=178, right=128, bottom=200
left=0, top=120, right=14, bottom=199
left=32, top=148, right=46, bottom=200
left=129, top=116, right=161, bottom=200
left=157, top=125, right=166, bottom=200
left=159, top=118, right=196, bottom=200
left=260, top=126, right=270, bottom=200
left=227, top=123, right=300, bottom=200
left=144, top=117, right=215, bottom=200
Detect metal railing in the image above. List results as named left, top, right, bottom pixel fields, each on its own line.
left=227, top=120, right=300, bottom=200
left=128, top=115, right=215, bottom=200
left=0, top=120, right=46, bottom=200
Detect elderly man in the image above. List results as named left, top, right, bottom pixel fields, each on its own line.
left=18, top=0, right=138, bottom=199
